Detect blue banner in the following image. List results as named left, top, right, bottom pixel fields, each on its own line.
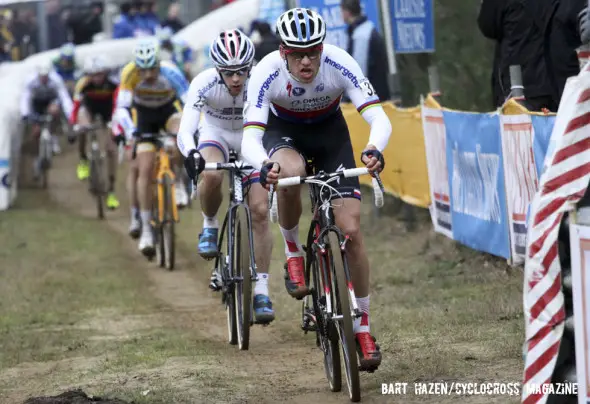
left=391, top=0, right=435, bottom=53
left=531, top=115, right=556, bottom=178
left=443, top=111, right=511, bottom=258
left=297, top=0, right=381, bottom=50
left=258, top=0, right=287, bottom=30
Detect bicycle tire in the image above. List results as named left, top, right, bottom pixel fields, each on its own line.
left=219, top=212, right=237, bottom=345
left=234, top=206, right=253, bottom=351
left=89, top=157, right=105, bottom=220
left=305, top=224, right=341, bottom=392
left=328, top=231, right=361, bottom=402
left=39, top=134, right=51, bottom=189
left=161, top=174, right=176, bottom=270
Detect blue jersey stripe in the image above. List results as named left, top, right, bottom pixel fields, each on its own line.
left=160, top=63, right=189, bottom=101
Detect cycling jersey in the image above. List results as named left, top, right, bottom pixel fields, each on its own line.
left=20, top=70, right=73, bottom=119
left=115, top=60, right=189, bottom=138
left=52, top=56, right=78, bottom=82
left=177, top=67, right=247, bottom=157
left=70, top=74, right=120, bottom=125
left=241, top=44, right=391, bottom=170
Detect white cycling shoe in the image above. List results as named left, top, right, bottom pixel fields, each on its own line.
left=138, top=229, right=155, bottom=258
left=175, top=183, right=189, bottom=208
left=128, top=217, right=141, bottom=240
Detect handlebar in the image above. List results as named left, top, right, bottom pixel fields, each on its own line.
left=190, top=160, right=255, bottom=200
left=268, top=167, right=385, bottom=223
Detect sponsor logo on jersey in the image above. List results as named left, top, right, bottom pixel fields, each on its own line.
left=198, top=77, right=218, bottom=97
left=323, top=56, right=360, bottom=88
left=256, top=70, right=280, bottom=108
left=315, top=83, right=324, bottom=92
left=290, top=96, right=332, bottom=110
left=293, top=87, right=306, bottom=96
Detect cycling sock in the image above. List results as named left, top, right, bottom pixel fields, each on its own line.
left=140, top=210, right=151, bottom=232
left=354, top=295, right=370, bottom=334
left=280, top=225, right=304, bottom=257
left=202, top=212, right=219, bottom=229
left=254, top=273, right=269, bottom=296
left=131, top=206, right=139, bottom=221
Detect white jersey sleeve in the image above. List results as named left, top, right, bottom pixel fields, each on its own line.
left=20, top=74, right=34, bottom=118
left=51, top=71, right=73, bottom=119
left=241, top=56, right=281, bottom=170
left=329, top=47, right=392, bottom=152
left=177, top=70, right=216, bottom=157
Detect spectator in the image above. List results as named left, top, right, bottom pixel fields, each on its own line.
left=544, top=0, right=587, bottom=104
left=10, top=9, right=30, bottom=60
left=161, top=2, right=184, bottom=33
left=340, top=0, right=391, bottom=100
left=68, top=2, right=103, bottom=45
left=134, top=1, right=159, bottom=36
left=46, top=0, right=68, bottom=49
left=113, top=2, right=136, bottom=39
left=250, top=20, right=280, bottom=62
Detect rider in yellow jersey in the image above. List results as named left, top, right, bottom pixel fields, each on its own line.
left=114, top=37, right=190, bottom=257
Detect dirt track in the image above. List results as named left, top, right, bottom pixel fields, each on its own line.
left=3, top=145, right=523, bottom=403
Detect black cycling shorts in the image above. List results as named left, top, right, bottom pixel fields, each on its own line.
left=32, top=98, right=58, bottom=115
left=262, top=110, right=361, bottom=201
left=131, top=99, right=182, bottom=136
left=83, top=103, right=112, bottom=125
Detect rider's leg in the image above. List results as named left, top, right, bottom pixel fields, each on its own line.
left=126, top=144, right=141, bottom=237
left=165, top=111, right=189, bottom=208
left=247, top=178, right=275, bottom=322
left=47, top=101, right=62, bottom=155
left=271, top=147, right=308, bottom=298
left=76, top=106, right=91, bottom=180
left=195, top=144, right=225, bottom=258
left=136, top=143, right=157, bottom=255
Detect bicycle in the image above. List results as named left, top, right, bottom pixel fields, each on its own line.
left=29, top=114, right=54, bottom=189
left=268, top=163, right=384, bottom=402
left=71, top=118, right=109, bottom=219
left=190, top=149, right=258, bottom=351
left=132, top=133, right=179, bottom=270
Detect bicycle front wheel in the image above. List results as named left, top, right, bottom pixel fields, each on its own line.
left=328, top=231, right=361, bottom=402
left=160, top=174, right=176, bottom=270
left=89, top=157, right=105, bottom=220
left=234, top=205, right=253, bottom=351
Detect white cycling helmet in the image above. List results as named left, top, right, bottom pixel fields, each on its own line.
left=37, top=60, right=52, bottom=76
left=276, top=8, right=326, bottom=49
left=209, top=29, right=255, bottom=69
left=84, top=55, right=109, bottom=74
left=59, top=42, right=75, bottom=59
left=134, top=37, right=160, bottom=69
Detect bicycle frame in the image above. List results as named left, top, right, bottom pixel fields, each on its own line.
left=212, top=153, right=258, bottom=286
left=154, top=142, right=179, bottom=223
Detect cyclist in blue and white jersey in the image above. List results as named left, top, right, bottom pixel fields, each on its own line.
left=178, top=29, right=275, bottom=324
left=240, top=8, right=392, bottom=370
left=157, top=26, right=194, bottom=81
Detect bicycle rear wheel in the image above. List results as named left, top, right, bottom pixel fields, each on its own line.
left=328, top=231, right=361, bottom=402
left=305, top=224, right=341, bottom=392
left=234, top=205, right=253, bottom=351
left=159, top=174, right=176, bottom=270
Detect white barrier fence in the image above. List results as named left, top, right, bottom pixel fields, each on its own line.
left=0, top=0, right=259, bottom=211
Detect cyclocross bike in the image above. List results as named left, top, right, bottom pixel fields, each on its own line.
left=30, top=114, right=54, bottom=189
left=71, top=118, right=109, bottom=219
left=190, top=149, right=258, bottom=351
left=269, top=163, right=384, bottom=403
left=133, top=133, right=179, bottom=270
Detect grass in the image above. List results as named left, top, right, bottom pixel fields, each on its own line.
left=0, top=151, right=525, bottom=403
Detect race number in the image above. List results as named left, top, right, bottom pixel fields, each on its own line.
left=360, top=79, right=376, bottom=98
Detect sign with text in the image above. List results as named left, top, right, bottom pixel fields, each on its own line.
left=298, top=0, right=381, bottom=50
left=391, top=0, right=435, bottom=53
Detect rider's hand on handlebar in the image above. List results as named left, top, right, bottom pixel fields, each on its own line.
left=184, top=149, right=205, bottom=180
left=361, top=146, right=385, bottom=174
left=260, top=160, right=280, bottom=190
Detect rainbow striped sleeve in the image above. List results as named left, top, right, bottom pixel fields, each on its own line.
left=357, top=100, right=381, bottom=115
left=244, top=121, right=267, bottom=131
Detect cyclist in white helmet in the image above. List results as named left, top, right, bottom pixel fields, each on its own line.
left=115, top=37, right=190, bottom=257
left=52, top=42, right=80, bottom=95
left=240, top=8, right=392, bottom=370
left=178, top=29, right=275, bottom=324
